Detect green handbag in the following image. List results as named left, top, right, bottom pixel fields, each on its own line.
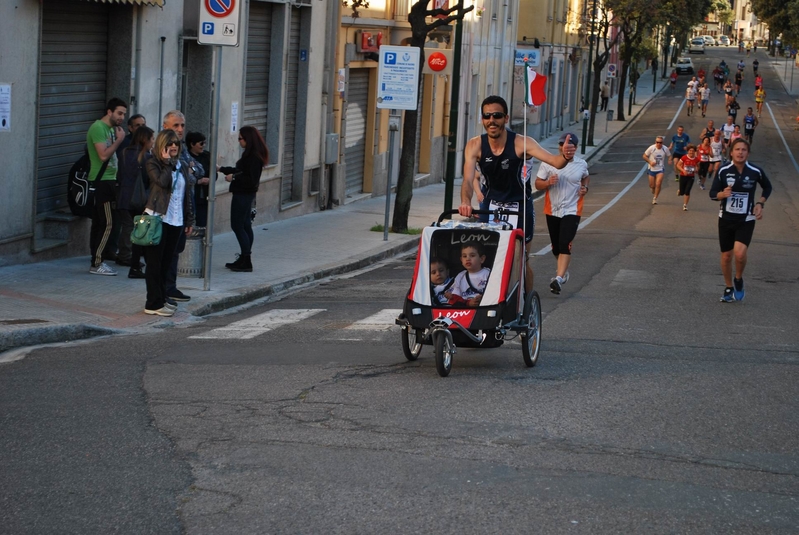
left=131, top=214, right=163, bottom=246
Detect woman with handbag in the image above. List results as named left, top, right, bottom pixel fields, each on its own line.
left=218, top=125, right=269, bottom=272
left=142, top=129, right=194, bottom=317
left=117, top=126, right=154, bottom=279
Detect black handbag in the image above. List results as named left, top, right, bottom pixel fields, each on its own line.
left=129, top=166, right=148, bottom=214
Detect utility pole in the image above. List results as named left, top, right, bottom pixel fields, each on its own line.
left=580, top=0, right=596, bottom=154
left=443, top=1, right=465, bottom=212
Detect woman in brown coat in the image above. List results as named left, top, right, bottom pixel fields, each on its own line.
left=142, top=129, right=194, bottom=316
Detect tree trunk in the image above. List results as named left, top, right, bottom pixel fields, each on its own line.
left=391, top=105, right=419, bottom=233
left=616, top=61, right=629, bottom=121
left=588, top=50, right=610, bottom=146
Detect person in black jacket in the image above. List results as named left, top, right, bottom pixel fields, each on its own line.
left=116, top=126, right=154, bottom=278
left=218, top=125, right=268, bottom=272
left=186, top=131, right=211, bottom=227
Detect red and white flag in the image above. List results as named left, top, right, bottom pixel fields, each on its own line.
left=525, top=64, right=547, bottom=106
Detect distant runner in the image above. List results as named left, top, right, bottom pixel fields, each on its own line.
left=643, top=136, right=671, bottom=205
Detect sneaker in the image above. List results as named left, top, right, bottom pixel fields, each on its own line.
left=652, top=197, right=658, bottom=205
left=562, top=271, right=570, bottom=284
left=733, top=278, right=745, bottom=301
left=167, top=289, right=191, bottom=302
left=720, top=287, right=736, bottom=303
left=89, top=262, right=117, bottom=276
left=549, top=277, right=562, bottom=295
left=700, top=183, right=706, bottom=190
left=128, top=268, right=146, bottom=279
left=144, top=306, right=175, bottom=317
left=683, top=204, right=688, bottom=211
left=164, top=300, right=178, bottom=311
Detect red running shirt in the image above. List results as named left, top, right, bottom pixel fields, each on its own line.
left=680, top=155, right=701, bottom=176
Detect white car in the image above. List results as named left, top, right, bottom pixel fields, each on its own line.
left=702, top=36, right=716, bottom=46
left=689, top=38, right=706, bottom=54
left=675, top=57, right=695, bottom=75
left=719, top=36, right=731, bottom=46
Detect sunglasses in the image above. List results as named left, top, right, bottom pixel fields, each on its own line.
left=655, top=141, right=663, bottom=144
left=482, top=112, right=505, bottom=120
left=167, top=141, right=180, bottom=147
left=238, top=137, right=244, bottom=141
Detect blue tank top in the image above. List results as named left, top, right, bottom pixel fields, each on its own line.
left=479, top=131, right=530, bottom=202
left=744, top=114, right=755, bottom=131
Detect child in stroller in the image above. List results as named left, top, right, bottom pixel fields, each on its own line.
left=446, top=243, right=491, bottom=307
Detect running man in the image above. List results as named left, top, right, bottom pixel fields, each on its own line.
left=685, top=82, right=697, bottom=116
left=752, top=58, right=759, bottom=75
left=734, top=68, right=743, bottom=95
left=709, top=129, right=724, bottom=183
left=709, top=139, right=772, bottom=302
left=642, top=136, right=671, bottom=205
left=676, top=144, right=700, bottom=211
left=534, top=132, right=590, bottom=295
left=669, top=126, right=690, bottom=182
left=713, top=66, right=725, bottom=92
left=754, top=86, right=766, bottom=117
left=459, top=95, right=576, bottom=291
left=727, top=97, right=741, bottom=121
left=699, top=82, right=711, bottom=118
left=743, top=107, right=758, bottom=145
left=723, top=79, right=734, bottom=106
left=721, top=116, right=736, bottom=157
left=700, top=119, right=715, bottom=141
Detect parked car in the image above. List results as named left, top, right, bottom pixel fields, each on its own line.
left=675, top=57, right=695, bottom=75
left=702, top=36, right=716, bottom=46
left=689, top=37, right=706, bottom=54
left=719, top=36, right=731, bottom=46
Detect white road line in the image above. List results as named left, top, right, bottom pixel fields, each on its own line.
left=345, top=309, right=402, bottom=330
left=189, top=309, right=325, bottom=339
left=765, top=102, right=799, bottom=173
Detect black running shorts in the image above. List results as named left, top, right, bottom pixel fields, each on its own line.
left=718, top=218, right=755, bottom=252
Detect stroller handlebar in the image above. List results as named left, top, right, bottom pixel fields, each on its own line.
left=437, top=208, right=521, bottom=225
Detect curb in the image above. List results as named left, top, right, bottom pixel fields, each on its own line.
left=189, top=235, right=420, bottom=316
left=0, top=324, right=120, bottom=357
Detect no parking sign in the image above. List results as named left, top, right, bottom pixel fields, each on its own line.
left=198, top=0, right=241, bottom=46
left=607, top=64, right=617, bottom=78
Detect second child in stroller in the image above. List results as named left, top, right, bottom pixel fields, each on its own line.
left=446, top=244, right=491, bottom=307
left=430, top=258, right=454, bottom=305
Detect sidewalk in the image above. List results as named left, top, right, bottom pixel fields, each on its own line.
left=769, top=50, right=799, bottom=99
left=0, top=71, right=668, bottom=358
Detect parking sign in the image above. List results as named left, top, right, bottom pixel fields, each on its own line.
left=377, top=46, right=420, bottom=110
left=198, top=0, right=241, bottom=46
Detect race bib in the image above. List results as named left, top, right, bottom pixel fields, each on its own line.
left=488, top=200, right=519, bottom=228
left=685, top=166, right=696, bottom=174
left=727, top=192, right=748, bottom=214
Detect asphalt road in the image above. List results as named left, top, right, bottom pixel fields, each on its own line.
left=2, top=46, right=798, bottom=534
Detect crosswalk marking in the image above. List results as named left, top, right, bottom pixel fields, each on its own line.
left=189, top=309, right=325, bottom=339
left=344, top=309, right=402, bottom=331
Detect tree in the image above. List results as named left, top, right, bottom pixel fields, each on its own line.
left=751, top=0, right=799, bottom=46
left=587, top=5, right=621, bottom=145
left=389, top=0, right=473, bottom=232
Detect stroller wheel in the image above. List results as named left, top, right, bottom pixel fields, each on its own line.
left=401, top=327, right=423, bottom=361
left=434, top=331, right=454, bottom=377
left=521, top=290, right=542, bottom=367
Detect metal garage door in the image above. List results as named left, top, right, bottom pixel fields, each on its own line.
left=37, top=0, right=109, bottom=215
left=243, top=1, right=273, bottom=140
left=344, top=69, right=370, bottom=196
left=281, top=7, right=301, bottom=204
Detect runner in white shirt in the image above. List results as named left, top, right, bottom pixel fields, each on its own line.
left=699, top=83, right=711, bottom=118
left=720, top=117, right=736, bottom=158
left=534, top=132, right=590, bottom=294
left=685, top=84, right=698, bottom=116
left=642, top=136, right=671, bottom=205
left=708, top=129, right=724, bottom=184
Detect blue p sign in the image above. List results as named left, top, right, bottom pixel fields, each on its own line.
left=202, top=22, right=214, bottom=35
left=385, top=52, right=397, bottom=65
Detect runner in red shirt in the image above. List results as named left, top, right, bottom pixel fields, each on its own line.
left=696, top=137, right=712, bottom=191
left=676, top=144, right=701, bottom=211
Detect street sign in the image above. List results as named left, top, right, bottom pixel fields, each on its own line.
left=198, top=0, right=241, bottom=46
left=607, top=64, right=617, bottom=78
left=515, top=49, right=541, bottom=67
left=376, top=45, right=420, bottom=110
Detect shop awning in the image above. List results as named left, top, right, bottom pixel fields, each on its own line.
left=85, top=0, right=165, bottom=6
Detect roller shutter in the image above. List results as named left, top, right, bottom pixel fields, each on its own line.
left=243, top=2, right=273, bottom=140
left=37, top=0, right=109, bottom=215
left=281, top=7, right=301, bottom=204
left=344, top=69, right=370, bottom=196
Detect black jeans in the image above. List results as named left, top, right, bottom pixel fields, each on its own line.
left=143, top=223, right=182, bottom=310
left=230, top=193, right=255, bottom=256
left=89, top=180, right=117, bottom=267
